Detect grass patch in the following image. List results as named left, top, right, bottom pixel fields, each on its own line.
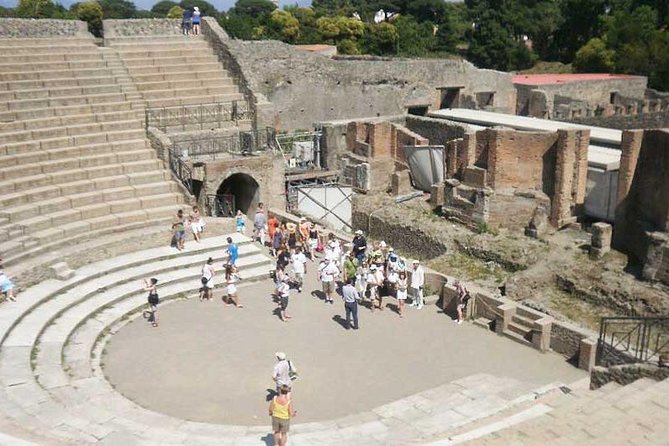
left=544, top=287, right=616, bottom=331
left=427, top=251, right=510, bottom=283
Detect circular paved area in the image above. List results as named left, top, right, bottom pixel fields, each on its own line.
left=103, top=260, right=585, bottom=426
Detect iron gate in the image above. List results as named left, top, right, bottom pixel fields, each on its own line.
left=206, top=194, right=236, bottom=217
left=287, top=180, right=353, bottom=231
left=597, top=316, right=669, bottom=366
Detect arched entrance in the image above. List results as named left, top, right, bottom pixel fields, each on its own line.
left=216, top=173, right=260, bottom=216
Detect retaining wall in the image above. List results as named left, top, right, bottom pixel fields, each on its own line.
left=0, top=18, right=90, bottom=38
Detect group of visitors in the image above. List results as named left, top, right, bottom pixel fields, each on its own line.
left=181, top=6, right=201, bottom=36
left=171, top=206, right=206, bottom=250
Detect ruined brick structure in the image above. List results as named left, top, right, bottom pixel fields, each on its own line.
left=614, top=129, right=669, bottom=285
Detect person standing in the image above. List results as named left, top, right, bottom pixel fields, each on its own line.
left=200, top=257, right=215, bottom=301
left=0, top=263, right=16, bottom=302
left=298, top=217, right=309, bottom=245
left=343, top=251, right=358, bottom=284
left=191, top=6, right=201, bottom=35
left=254, top=203, right=267, bottom=245
left=352, top=230, right=367, bottom=265
left=269, top=384, right=296, bottom=446
left=272, top=352, right=291, bottom=391
left=181, top=7, right=192, bottom=35
left=268, top=214, right=280, bottom=247
left=396, top=270, right=408, bottom=318
left=455, top=281, right=470, bottom=324
left=368, top=264, right=385, bottom=311
left=226, top=237, right=239, bottom=267
left=144, top=278, right=159, bottom=327
left=341, top=278, right=360, bottom=330
left=235, top=209, right=246, bottom=234
left=291, top=246, right=307, bottom=293
left=307, top=223, right=319, bottom=260
left=224, top=264, right=243, bottom=308
left=410, top=259, right=425, bottom=309
left=171, top=209, right=186, bottom=251
left=318, top=258, right=339, bottom=304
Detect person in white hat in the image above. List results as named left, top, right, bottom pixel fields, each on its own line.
left=367, top=264, right=384, bottom=311
left=352, top=230, right=367, bottom=264
left=318, top=257, right=340, bottom=304
left=410, top=259, right=425, bottom=309
left=273, top=352, right=291, bottom=391
left=192, top=6, right=201, bottom=35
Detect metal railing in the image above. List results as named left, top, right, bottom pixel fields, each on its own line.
left=171, top=127, right=276, bottom=160
left=168, top=148, right=193, bottom=195
left=145, top=101, right=254, bottom=132
left=597, top=316, right=669, bottom=367
left=274, top=130, right=323, bottom=171
left=205, top=194, right=235, bottom=217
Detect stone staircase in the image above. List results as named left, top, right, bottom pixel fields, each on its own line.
left=0, top=234, right=273, bottom=444
left=423, top=376, right=669, bottom=445
left=0, top=36, right=185, bottom=268
left=107, top=35, right=245, bottom=111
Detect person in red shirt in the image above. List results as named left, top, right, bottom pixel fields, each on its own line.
left=268, top=215, right=280, bottom=246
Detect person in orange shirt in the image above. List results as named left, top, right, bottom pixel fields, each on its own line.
left=298, top=217, right=310, bottom=244
left=268, top=215, right=280, bottom=246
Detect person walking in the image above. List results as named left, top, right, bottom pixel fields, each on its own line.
left=410, top=259, right=425, bottom=309
left=269, top=384, right=296, bottom=446
left=268, top=214, right=280, bottom=247
left=368, top=264, right=385, bottom=311
left=455, top=281, right=470, bottom=324
left=341, top=278, right=360, bottom=330
left=226, top=237, right=239, bottom=267
left=343, top=251, right=358, bottom=284
left=306, top=223, right=319, bottom=260
left=200, top=257, right=215, bottom=301
left=298, top=217, right=309, bottom=245
left=277, top=276, right=291, bottom=322
left=291, top=246, right=307, bottom=293
left=224, top=264, right=243, bottom=308
left=254, top=203, right=267, bottom=245
left=318, top=258, right=339, bottom=304
left=0, top=263, right=16, bottom=302
left=396, top=270, right=408, bottom=318
left=272, top=226, right=284, bottom=257
left=272, top=352, right=291, bottom=391
left=143, top=278, right=159, bottom=327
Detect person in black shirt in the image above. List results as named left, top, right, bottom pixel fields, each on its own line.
left=352, top=230, right=367, bottom=265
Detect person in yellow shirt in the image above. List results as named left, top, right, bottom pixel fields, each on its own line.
left=269, top=384, right=296, bottom=446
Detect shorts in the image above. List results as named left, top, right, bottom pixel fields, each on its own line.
left=308, top=239, right=317, bottom=248
left=280, top=295, right=289, bottom=310
left=397, top=289, right=407, bottom=300
left=322, top=281, right=335, bottom=294
left=191, top=221, right=204, bottom=234
left=227, top=284, right=237, bottom=296
left=176, top=230, right=186, bottom=241
left=272, top=416, right=290, bottom=433
left=294, top=272, right=304, bottom=284
left=203, top=277, right=213, bottom=289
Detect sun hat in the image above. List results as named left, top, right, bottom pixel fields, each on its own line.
left=412, top=259, right=420, bottom=264
left=355, top=230, right=363, bottom=235
left=193, top=6, right=199, bottom=11
left=276, top=352, right=286, bottom=360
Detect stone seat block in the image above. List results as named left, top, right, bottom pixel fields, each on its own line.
left=2, top=75, right=116, bottom=92
left=1, top=119, right=142, bottom=144
left=135, top=77, right=233, bottom=92
left=0, top=109, right=141, bottom=133
left=140, top=85, right=237, bottom=99
left=3, top=92, right=128, bottom=112
left=116, top=48, right=215, bottom=59
left=8, top=52, right=104, bottom=64
left=121, top=54, right=218, bottom=68
left=145, top=93, right=245, bottom=108
left=127, top=62, right=221, bottom=75
left=0, top=37, right=95, bottom=47
left=0, top=83, right=122, bottom=102
left=0, top=67, right=116, bottom=82
left=2, top=128, right=144, bottom=155
left=0, top=100, right=135, bottom=124
left=111, top=41, right=206, bottom=51
left=0, top=59, right=110, bottom=73
left=131, top=69, right=229, bottom=83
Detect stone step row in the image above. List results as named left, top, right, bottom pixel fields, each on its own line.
left=134, top=77, right=234, bottom=92
left=0, top=91, right=136, bottom=113
left=0, top=75, right=136, bottom=93
left=0, top=205, right=180, bottom=268
left=0, top=158, right=164, bottom=195
left=131, top=69, right=231, bottom=84
left=0, top=59, right=126, bottom=73
left=0, top=181, right=176, bottom=243
left=0, top=109, right=142, bottom=133
left=0, top=100, right=138, bottom=124
left=139, top=85, right=237, bottom=100
left=7, top=52, right=107, bottom=64
left=122, top=54, right=219, bottom=68
left=0, top=82, right=128, bottom=102
left=109, top=39, right=206, bottom=50
left=1, top=128, right=146, bottom=156
left=1, top=118, right=142, bottom=145
left=0, top=37, right=95, bottom=47
left=0, top=66, right=130, bottom=82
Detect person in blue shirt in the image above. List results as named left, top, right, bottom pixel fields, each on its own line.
left=226, top=237, right=239, bottom=267
left=182, top=8, right=192, bottom=36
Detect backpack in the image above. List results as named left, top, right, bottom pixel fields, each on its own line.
left=288, top=360, right=298, bottom=381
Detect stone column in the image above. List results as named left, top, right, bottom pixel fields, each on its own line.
left=617, top=130, right=644, bottom=205
left=531, top=317, right=553, bottom=352
left=590, top=222, right=613, bottom=259
left=495, top=303, right=516, bottom=335
left=578, top=338, right=598, bottom=372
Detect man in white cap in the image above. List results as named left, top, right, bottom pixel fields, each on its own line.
left=410, top=259, right=425, bottom=309
left=318, top=257, right=340, bottom=304
left=273, top=352, right=291, bottom=392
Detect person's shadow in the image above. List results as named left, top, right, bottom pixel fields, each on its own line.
left=260, top=433, right=274, bottom=445
left=265, top=388, right=276, bottom=402
left=311, top=290, right=326, bottom=301
left=332, top=315, right=349, bottom=330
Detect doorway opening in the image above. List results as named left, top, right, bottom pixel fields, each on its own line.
left=216, top=173, right=260, bottom=216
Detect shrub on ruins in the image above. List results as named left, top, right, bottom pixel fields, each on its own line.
left=76, top=1, right=103, bottom=36
left=98, top=0, right=137, bottom=19
left=269, top=9, right=300, bottom=43
left=15, top=0, right=65, bottom=18
left=316, top=16, right=363, bottom=45
left=337, top=38, right=360, bottom=54
left=151, top=0, right=178, bottom=16
left=359, top=21, right=398, bottom=55
left=573, top=38, right=615, bottom=73
left=166, top=5, right=183, bottom=19
left=284, top=6, right=321, bottom=44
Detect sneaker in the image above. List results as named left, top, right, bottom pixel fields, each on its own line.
left=457, top=320, right=462, bottom=324
left=417, top=305, right=423, bottom=310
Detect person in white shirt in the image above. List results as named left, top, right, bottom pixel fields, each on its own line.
left=410, top=259, right=425, bottom=309
left=200, top=257, right=215, bottom=301
left=291, top=246, right=307, bottom=293
left=272, top=352, right=291, bottom=392
left=367, top=264, right=385, bottom=312
left=318, top=258, right=339, bottom=304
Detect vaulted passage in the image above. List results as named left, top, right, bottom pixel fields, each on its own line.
left=217, top=173, right=260, bottom=215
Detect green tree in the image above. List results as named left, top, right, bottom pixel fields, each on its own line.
left=167, top=5, right=183, bottom=18
left=98, top=0, right=137, bottom=19
left=269, top=9, right=300, bottom=42
left=394, top=15, right=436, bottom=56
left=573, top=37, right=615, bottom=72
left=229, top=0, right=275, bottom=17
left=404, top=0, right=448, bottom=24
left=285, top=6, right=320, bottom=43
left=76, top=1, right=103, bottom=36
left=15, top=0, right=58, bottom=18
left=316, top=16, right=363, bottom=44
left=552, top=0, right=607, bottom=62
left=337, top=38, right=360, bottom=54
left=179, top=0, right=217, bottom=17
left=360, top=21, right=398, bottom=55
left=151, top=0, right=177, bottom=16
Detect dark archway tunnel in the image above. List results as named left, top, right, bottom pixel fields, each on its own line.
left=216, top=173, right=260, bottom=215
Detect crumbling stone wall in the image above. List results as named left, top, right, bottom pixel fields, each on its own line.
left=103, top=19, right=181, bottom=39
left=404, top=116, right=467, bottom=147
left=0, top=19, right=90, bottom=38
left=223, top=38, right=515, bottom=131
left=591, top=364, right=669, bottom=390
left=614, top=129, right=669, bottom=284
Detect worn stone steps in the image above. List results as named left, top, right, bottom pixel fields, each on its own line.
left=0, top=100, right=139, bottom=124
left=1, top=91, right=134, bottom=112
left=0, top=83, right=127, bottom=102
left=124, top=61, right=223, bottom=75
left=122, top=54, right=219, bottom=68
left=117, top=47, right=215, bottom=59
left=0, top=109, right=142, bottom=133
left=140, top=85, right=238, bottom=99
left=7, top=52, right=106, bottom=64
left=134, top=77, right=233, bottom=92
left=145, top=93, right=244, bottom=108
left=110, top=39, right=206, bottom=51
left=1, top=128, right=146, bottom=156
left=0, top=75, right=128, bottom=92
left=0, top=66, right=122, bottom=82
left=0, top=37, right=95, bottom=47
left=0, top=60, right=118, bottom=74
left=0, top=204, right=180, bottom=267
left=131, top=69, right=230, bottom=84
left=0, top=118, right=142, bottom=144
left=0, top=138, right=148, bottom=180
left=0, top=158, right=165, bottom=196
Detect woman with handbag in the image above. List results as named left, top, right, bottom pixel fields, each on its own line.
left=143, top=278, right=160, bottom=327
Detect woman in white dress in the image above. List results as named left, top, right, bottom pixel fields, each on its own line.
left=225, top=264, right=243, bottom=308
left=396, top=271, right=408, bottom=318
